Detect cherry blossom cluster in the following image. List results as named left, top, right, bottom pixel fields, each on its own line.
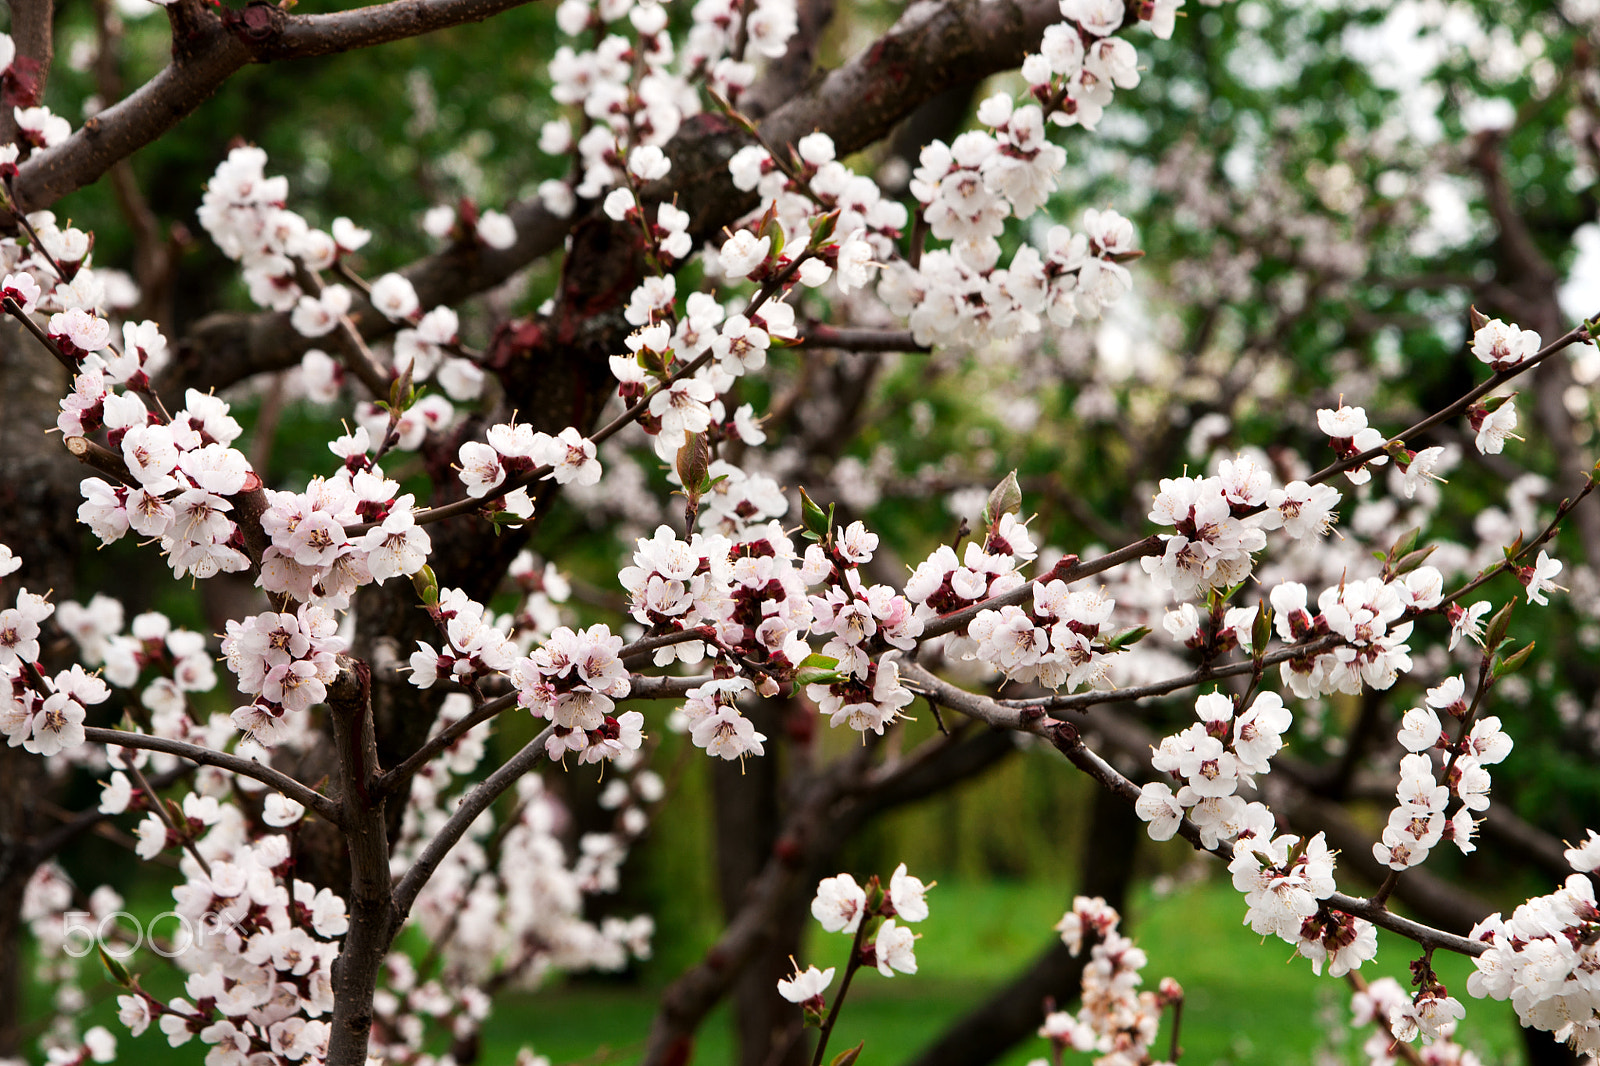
left=672, top=676, right=767, bottom=759
left=75, top=387, right=260, bottom=582
left=220, top=605, right=350, bottom=745
left=457, top=421, right=602, bottom=502
left=618, top=524, right=736, bottom=665
left=804, top=528, right=903, bottom=662
left=117, top=824, right=351, bottom=1064
left=1353, top=976, right=1479, bottom=1061
left=1270, top=575, right=1434, bottom=698
left=725, top=132, right=903, bottom=284
left=57, top=601, right=216, bottom=711
left=408, top=587, right=520, bottom=692
left=784, top=864, right=931, bottom=1021
left=391, top=700, right=655, bottom=989
left=1135, top=689, right=1293, bottom=844
left=257, top=460, right=433, bottom=609
left=965, top=575, right=1116, bottom=691
left=0, top=558, right=109, bottom=757
left=711, top=518, right=812, bottom=672
left=21, top=864, right=126, bottom=1058
left=539, top=0, right=799, bottom=217
left=1140, top=470, right=1270, bottom=598
left=198, top=147, right=494, bottom=411
left=1035, top=896, right=1181, bottom=1066
left=509, top=623, right=641, bottom=763
left=870, top=0, right=1209, bottom=349
left=904, top=535, right=1029, bottom=642
left=1464, top=836, right=1600, bottom=1053
left=1375, top=674, right=1513, bottom=870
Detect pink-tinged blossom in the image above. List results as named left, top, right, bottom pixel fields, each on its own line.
left=777, top=964, right=834, bottom=1005
left=1472, top=399, right=1520, bottom=454
left=811, top=873, right=867, bottom=934
left=1472, top=318, right=1540, bottom=371
left=370, top=273, right=420, bottom=321
left=873, top=919, right=918, bottom=976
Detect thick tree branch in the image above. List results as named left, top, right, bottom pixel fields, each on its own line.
left=325, top=659, right=394, bottom=1066
left=168, top=0, right=1065, bottom=396
left=10, top=0, right=538, bottom=215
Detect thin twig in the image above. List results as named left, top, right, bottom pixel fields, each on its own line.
left=82, top=726, right=341, bottom=824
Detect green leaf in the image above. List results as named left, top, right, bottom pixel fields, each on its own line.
left=1101, top=625, right=1151, bottom=653
left=99, top=945, right=133, bottom=987
left=1483, top=599, right=1515, bottom=651
left=1252, top=601, right=1273, bottom=658
left=798, top=486, right=833, bottom=540
left=1492, top=640, right=1535, bottom=681
left=411, top=564, right=439, bottom=606
left=830, top=1041, right=865, bottom=1066
left=1394, top=545, right=1438, bottom=575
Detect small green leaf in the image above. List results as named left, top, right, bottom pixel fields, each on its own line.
left=1492, top=640, right=1536, bottom=681
left=99, top=945, right=132, bottom=987
left=411, top=564, right=439, bottom=606
left=798, top=486, right=833, bottom=539
left=830, top=1042, right=864, bottom=1066
left=1252, top=601, right=1273, bottom=658
left=1394, top=545, right=1438, bottom=575
left=1101, top=625, right=1151, bottom=653
left=809, top=209, right=840, bottom=246
left=1483, top=599, right=1515, bottom=651
left=1389, top=527, right=1420, bottom=562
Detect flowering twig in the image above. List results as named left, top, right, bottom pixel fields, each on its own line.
left=124, top=754, right=213, bottom=878
left=809, top=912, right=873, bottom=1066
left=81, top=726, right=340, bottom=824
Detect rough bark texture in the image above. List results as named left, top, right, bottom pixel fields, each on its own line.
left=0, top=318, right=81, bottom=1057
left=325, top=659, right=394, bottom=1066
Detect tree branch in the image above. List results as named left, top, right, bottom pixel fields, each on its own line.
left=389, top=723, right=553, bottom=924
left=10, top=0, right=539, bottom=214
left=897, top=661, right=1488, bottom=958
left=325, top=658, right=394, bottom=1066
left=81, top=726, right=340, bottom=824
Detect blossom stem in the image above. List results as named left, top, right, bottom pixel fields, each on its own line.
left=4, top=177, right=72, bottom=282
left=1437, top=477, right=1596, bottom=609
left=2, top=295, right=75, bottom=373
left=300, top=265, right=392, bottom=399
left=125, top=755, right=213, bottom=879
left=809, top=915, right=873, bottom=1066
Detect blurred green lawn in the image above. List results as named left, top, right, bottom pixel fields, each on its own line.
left=471, top=876, right=1524, bottom=1066
left=33, top=874, right=1526, bottom=1066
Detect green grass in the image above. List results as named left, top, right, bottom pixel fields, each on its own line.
left=471, top=876, right=1526, bottom=1066
left=24, top=875, right=1527, bottom=1066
